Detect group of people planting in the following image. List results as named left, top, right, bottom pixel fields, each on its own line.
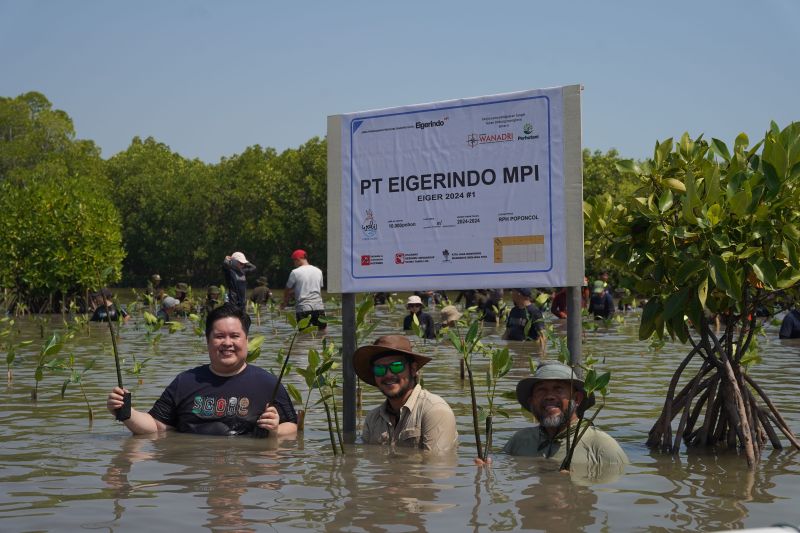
left=106, top=298, right=628, bottom=467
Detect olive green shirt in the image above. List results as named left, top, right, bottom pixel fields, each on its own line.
left=503, top=422, right=628, bottom=465
left=362, top=384, right=458, bottom=452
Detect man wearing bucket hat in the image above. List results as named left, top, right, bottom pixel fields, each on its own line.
left=503, top=361, right=627, bottom=464
left=403, top=295, right=436, bottom=339
left=280, top=249, right=326, bottom=331
left=223, top=251, right=256, bottom=311
left=354, top=335, right=458, bottom=451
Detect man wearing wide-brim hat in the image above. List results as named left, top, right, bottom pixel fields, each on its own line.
left=354, top=335, right=457, bottom=452
left=502, top=361, right=628, bottom=465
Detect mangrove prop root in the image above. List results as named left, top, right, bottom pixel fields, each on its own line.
left=743, top=373, right=800, bottom=451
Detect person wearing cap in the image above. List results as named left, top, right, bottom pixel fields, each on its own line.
left=107, top=303, right=298, bottom=437
left=403, top=295, right=436, bottom=339
left=354, top=335, right=458, bottom=451
left=203, top=285, right=223, bottom=315
left=250, top=276, right=274, bottom=306
left=280, top=249, right=327, bottom=331
left=90, top=288, right=129, bottom=323
left=223, top=251, right=257, bottom=311
left=157, top=295, right=181, bottom=322
left=174, top=282, right=193, bottom=316
left=503, top=288, right=545, bottom=348
left=587, top=280, right=614, bottom=319
left=502, top=361, right=627, bottom=464
left=146, top=273, right=161, bottom=297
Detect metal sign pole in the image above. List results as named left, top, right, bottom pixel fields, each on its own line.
left=341, top=292, right=356, bottom=440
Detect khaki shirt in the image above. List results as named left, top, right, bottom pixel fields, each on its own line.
left=503, top=422, right=628, bottom=465
left=362, top=385, right=458, bottom=452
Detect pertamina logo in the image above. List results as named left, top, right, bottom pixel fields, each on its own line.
left=361, top=255, right=371, bottom=266
left=466, top=132, right=515, bottom=148
left=518, top=122, right=539, bottom=141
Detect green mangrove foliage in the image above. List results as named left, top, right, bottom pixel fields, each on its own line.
left=584, top=123, right=800, bottom=466
left=0, top=92, right=124, bottom=312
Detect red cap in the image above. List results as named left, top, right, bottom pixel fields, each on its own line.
left=291, top=249, right=307, bottom=261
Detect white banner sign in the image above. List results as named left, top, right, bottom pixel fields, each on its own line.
left=331, top=86, right=581, bottom=293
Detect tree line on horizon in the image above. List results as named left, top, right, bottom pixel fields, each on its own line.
left=0, top=91, right=632, bottom=312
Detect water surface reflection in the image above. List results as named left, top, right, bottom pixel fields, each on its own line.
left=0, top=308, right=798, bottom=531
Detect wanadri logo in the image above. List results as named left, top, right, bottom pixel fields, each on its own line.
left=416, top=117, right=448, bottom=130
left=518, top=122, right=539, bottom=141
left=361, top=209, right=378, bottom=238
left=466, top=132, right=515, bottom=148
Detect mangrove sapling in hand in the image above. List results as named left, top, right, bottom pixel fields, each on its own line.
left=252, top=313, right=311, bottom=438
left=558, top=363, right=611, bottom=472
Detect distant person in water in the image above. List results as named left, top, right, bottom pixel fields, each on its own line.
left=779, top=306, right=800, bottom=339
left=403, top=295, right=435, bottom=339
left=223, top=251, right=256, bottom=311
left=106, top=303, right=298, bottom=437
left=280, top=249, right=327, bottom=332
left=250, top=277, right=274, bottom=306
left=90, top=288, right=129, bottom=323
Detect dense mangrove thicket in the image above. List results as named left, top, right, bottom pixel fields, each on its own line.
left=0, top=92, right=124, bottom=312
left=585, top=123, right=800, bottom=464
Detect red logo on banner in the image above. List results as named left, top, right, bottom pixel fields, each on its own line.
left=395, top=253, right=405, bottom=264
left=361, top=255, right=371, bottom=266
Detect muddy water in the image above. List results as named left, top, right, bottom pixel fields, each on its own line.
left=1, top=304, right=798, bottom=532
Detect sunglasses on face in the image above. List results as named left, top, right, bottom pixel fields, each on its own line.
left=373, top=360, right=407, bottom=377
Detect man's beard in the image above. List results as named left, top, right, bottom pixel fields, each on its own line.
left=537, top=400, right=577, bottom=428
left=382, top=379, right=415, bottom=400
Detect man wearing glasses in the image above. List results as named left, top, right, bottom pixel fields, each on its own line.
left=353, top=335, right=458, bottom=451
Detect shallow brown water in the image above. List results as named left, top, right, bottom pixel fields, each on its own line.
left=1, top=303, right=798, bottom=532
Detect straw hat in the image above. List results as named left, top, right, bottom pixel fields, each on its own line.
left=515, top=361, right=596, bottom=415
left=353, top=335, right=431, bottom=386
left=440, top=305, right=462, bottom=324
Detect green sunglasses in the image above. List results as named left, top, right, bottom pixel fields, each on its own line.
left=372, top=360, right=407, bottom=377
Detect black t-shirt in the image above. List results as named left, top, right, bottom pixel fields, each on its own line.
left=403, top=311, right=436, bottom=339
left=90, top=305, right=128, bottom=322
left=505, top=304, right=544, bottom=341
left=149, top=364, right=297, bottom=436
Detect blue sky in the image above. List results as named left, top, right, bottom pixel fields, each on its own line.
left=2, top=1, right=797, bottom=162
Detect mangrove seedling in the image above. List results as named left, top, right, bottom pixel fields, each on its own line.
left=32, top=332, right=65, bottom=401
left=314, top=338, right=344, bottom=455
left=2, top=317, right=33, bottom=383
left=447, top=315, right=487, bottom=459
left=558, top=363, right=611, bottom=472
left=60, top=354, right=96, bottom=423
left=478, top=344, right=513, bottom=461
